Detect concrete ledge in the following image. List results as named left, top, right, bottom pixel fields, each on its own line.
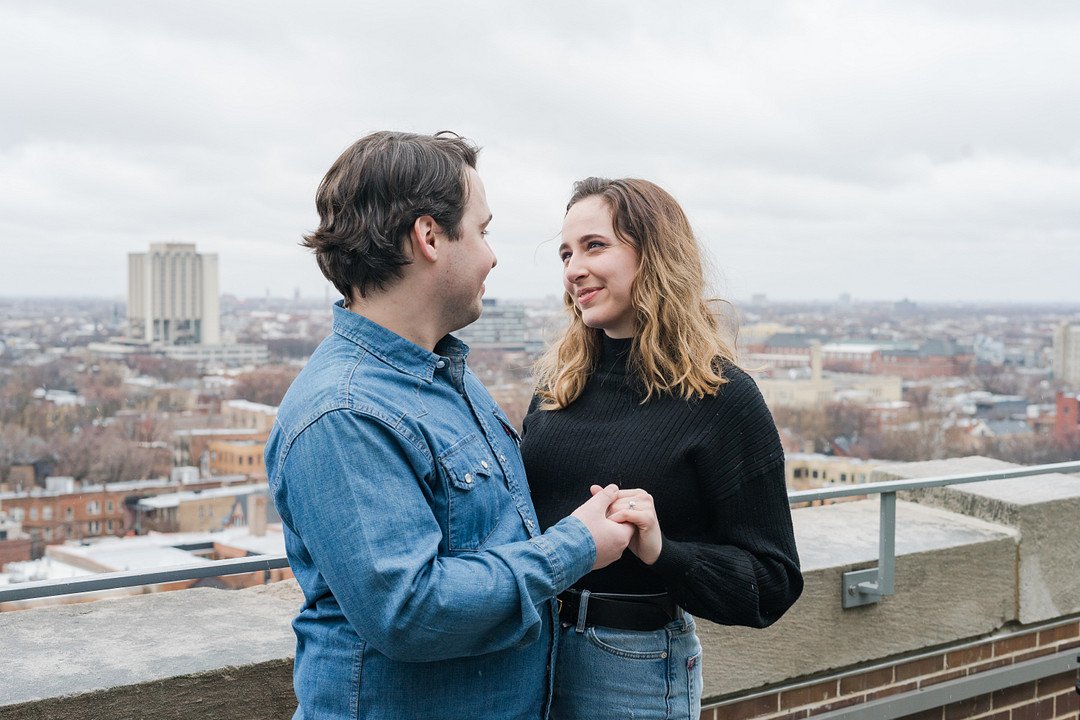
left=873, top=456, right=1080, bottom=623
left=698, top=498, right=1018, bottom=698
left=0, top=581, right=302, bottom=720
left=1, top=659, right=294, bottom=720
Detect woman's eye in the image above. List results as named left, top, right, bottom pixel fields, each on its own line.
left=587, top=241, right=605, bottom=250
left=559, top=252, right=571, bottom=262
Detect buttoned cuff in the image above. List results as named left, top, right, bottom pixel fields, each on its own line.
left=531, top=516, right=595, bottom=593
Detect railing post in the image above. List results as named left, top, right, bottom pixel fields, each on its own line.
left=842, top=491, right=897, bottom=608
left=877, top=492, right=896, bottom=596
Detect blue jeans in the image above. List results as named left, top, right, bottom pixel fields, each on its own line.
left=551, top=595, right=703, bottom=720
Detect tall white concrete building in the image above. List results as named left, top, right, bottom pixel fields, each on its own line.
left=128, top=243, right=220, bottom=345
left=1053, top=320, right=1080, bottom=386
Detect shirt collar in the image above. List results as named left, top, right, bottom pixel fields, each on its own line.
left=330, top=300, right=470, bottom=381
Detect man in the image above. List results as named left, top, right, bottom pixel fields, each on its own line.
left=266, top=131, right=632, bottom=719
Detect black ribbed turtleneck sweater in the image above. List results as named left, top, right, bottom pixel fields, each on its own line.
left=521, top=336, right=803, bottom=628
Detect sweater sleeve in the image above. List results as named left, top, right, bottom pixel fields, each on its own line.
left=649, top=370, right=803, bottom=628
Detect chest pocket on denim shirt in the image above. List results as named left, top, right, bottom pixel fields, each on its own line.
left=437, top=433, right=508, bottom=552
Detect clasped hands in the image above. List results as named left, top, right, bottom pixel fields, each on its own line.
left=570, top=483, right=662, bottom=571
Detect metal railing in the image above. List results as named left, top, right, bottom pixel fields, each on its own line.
left=786, top=459, right=1080, bottom=609
left=0, top=553, right=290, bottom=603
left=2, top=460, right=1078, bottom=607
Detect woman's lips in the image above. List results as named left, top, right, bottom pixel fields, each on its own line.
left=577, top=288, right=601, bottom=305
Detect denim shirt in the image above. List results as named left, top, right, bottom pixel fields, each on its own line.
left=266, top=302, right=596, bottom=720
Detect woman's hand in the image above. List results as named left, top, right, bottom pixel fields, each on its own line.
left=589, top=485, right=663, bottom=565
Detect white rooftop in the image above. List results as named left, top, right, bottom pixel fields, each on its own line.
left=224, top=399, right=278, bottom=415
left=137, top=483, right=268, bottom=510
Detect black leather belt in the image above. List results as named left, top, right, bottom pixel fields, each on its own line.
left=557, top=589, right=680, bottom=631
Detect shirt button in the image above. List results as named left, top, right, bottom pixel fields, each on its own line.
left=481, top=460, right=489, bottom=469
left=435, top=360, right=446, bottom=369
left=464, top=473, right=473, bottom=484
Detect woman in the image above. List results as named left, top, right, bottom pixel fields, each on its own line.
left=521, top=178, right=803, bottom=719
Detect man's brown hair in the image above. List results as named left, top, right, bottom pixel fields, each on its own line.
left=302, top=131, right=479, bottom=300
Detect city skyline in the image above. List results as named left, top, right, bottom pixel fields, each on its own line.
left=2, top=3, right=1080, bottom=303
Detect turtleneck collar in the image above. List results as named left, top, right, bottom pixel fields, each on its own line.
left=597, top=334, right=633, bottom=376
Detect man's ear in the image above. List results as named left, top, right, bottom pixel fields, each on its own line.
left=410, top=215, right=441, bottom=263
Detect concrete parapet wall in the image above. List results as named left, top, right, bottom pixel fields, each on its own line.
left=0, top=582, right=301, bottom=720
left=3, top=455, right=1079, bottom=717
left=873, top=455, right=1080, bottom=624
left=699, top=498, right=1018, bottom=699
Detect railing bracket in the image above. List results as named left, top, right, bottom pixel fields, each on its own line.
left=842, top=568, right=883, bottom=608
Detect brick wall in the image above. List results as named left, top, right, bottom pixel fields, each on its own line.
left=704, top=618, right=1080, bottom=720
left=0, top=538, right=33, bottom=566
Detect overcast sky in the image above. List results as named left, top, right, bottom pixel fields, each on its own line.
left=2, top=1, right=1079, bottom=304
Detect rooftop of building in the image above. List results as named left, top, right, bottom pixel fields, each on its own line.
left=223, top=399, right=278, bottom=414
left=136, top=483, right=268, bottom=510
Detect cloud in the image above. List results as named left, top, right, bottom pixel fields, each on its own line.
left=1, top=0, right=1078, bottom=302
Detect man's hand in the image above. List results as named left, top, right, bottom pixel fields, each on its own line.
left=570, top=483, right=634, bottom=570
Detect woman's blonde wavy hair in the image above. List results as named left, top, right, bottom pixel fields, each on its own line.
left=534, top=177, right=737, bottom=409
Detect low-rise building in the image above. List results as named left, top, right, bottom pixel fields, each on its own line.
left=222, top=399, right=277, bottom=433
left=134, top=484, right=274, bottom=534
left=785, top=453, right=883, bottom=490
left=1054, top=391, right=1080, bottom=445
left=0, top=477, right=239, bottom=550
left=208, top=439, right=267, bottom=478
left=0, top=511, right=33, bottom=567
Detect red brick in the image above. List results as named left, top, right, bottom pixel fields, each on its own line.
left=779, top=679, right=838, bottom=710
left=1038, top=672, right=1079, bottom=696
left=1015, top=647, right=1057, bottom=663
left=715, top=694, right=779, bottom=720
left=867, top=681, right=918, bottom=701
left=967, top=658, right=1013, bottom=675
left=763, top=711, right=809, bottom=720
left=807, top=694, right=864, bottom=714
left=1059, top=638, right=1080, bottom=653
left=921, top=669, right=967, bottom=688
left=700, top=709, right=716, bottom=720
left=944, top=693, right=991, bottom=719
left=991, top=680, right=1036, bottom=709
left=839, top=666, right=895, bottom=695
left=993, top=633, right=1038, bottom=657
left=1055, top=688, right=1080, bottom=715
left=896, top=708, right=943, bottom=720
left=1039, top=623, right=1080, bottom=646
left=897, top=655, right=946, bottom=681
left=971, top=712, right=1008, bottom=720
left=947, top=644, right=993, bottom=669
left=1010, top=697, right=1055, bottom=720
